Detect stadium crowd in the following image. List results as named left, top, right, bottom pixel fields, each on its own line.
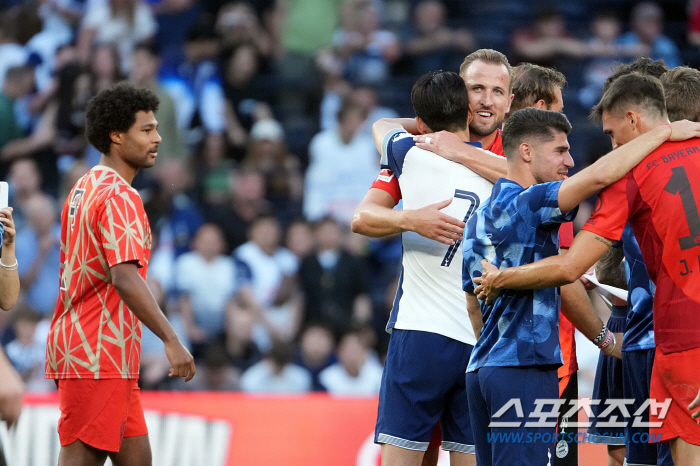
left=0, top=0, right=697, bottom=397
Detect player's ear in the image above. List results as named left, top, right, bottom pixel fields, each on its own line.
left=109, top=130, right=123, bottom=146
left=415, top=117, right=431, bottom=135
left=626, top=111, right=638, bottom=130
left=505, top=93, right=514, bottom=114
left=533, top=99, right=547, bottom=110
left=519, top=142, right=532, bottom=162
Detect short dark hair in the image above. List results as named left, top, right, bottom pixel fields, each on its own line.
left=502, top=108, right=572, bottom=161
left=602, top=57, right=668, bottom=94
left=411, top=71, right=470, bottom=132
left=660, top=66, right=700, bottom=123
left=591, top=73, right=667, bottom=123
left=509, top=63, right=566, bottom=115
left=85, top=82, right=159, bottom=155
left=459, top=49, right=513, bottom=93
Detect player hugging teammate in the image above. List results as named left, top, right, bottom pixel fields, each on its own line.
left=354, top=51, right=700, bottom=466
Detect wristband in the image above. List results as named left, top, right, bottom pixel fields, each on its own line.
left=592, top=325, right=608, bottom=346
left=598, top=329, right=613, bottom=350
left=666, top=122, right=673, bottom=141
left=603, top=332, right=617, bottom=355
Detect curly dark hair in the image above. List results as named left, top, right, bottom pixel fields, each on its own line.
left=85, top=82, right=159, bottom=155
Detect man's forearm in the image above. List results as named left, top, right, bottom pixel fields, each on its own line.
left=560, top=280, right=604, bottom=341
left=466, top=293, right=483, bottom=339
left=558, top=125, right=669, bottom=212
left=113, top=267, right=178, bottom=343
left=351, top=201, right=408, bottom=237
left=595, top=247, right=628, bottom=290
left=451, top=147, right=507, bottom=184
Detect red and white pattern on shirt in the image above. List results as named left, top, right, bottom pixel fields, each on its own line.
left=46, top=167, right=151, bottom=379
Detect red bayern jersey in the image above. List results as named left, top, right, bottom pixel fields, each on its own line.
left=583, top=138, right=700, bottom=354
left=46, top=167, right=152, bottom=379
left=370, top=129, right=505, bottom=200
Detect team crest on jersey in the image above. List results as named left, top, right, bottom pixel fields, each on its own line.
left=376, top=169, right=395, bottom=183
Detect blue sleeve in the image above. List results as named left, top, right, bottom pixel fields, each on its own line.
left=380, top=129, right=415, bottom=178
left=234, top=257, right=253, bottom=287
left=462, top=255, right=476, bottom=294
left=517, top=180, right=578, bottom=227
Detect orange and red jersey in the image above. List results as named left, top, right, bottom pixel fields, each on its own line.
left=46, top=167, right=152, bottom=379
left=583, top=138, right=700, bottom=354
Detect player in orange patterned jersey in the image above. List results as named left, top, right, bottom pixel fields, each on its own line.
left=46, top=82, right=195, bottom=466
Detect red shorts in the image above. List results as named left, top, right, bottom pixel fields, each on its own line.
left=427, top=423, right=441, bottom=449
left=56, top=379, right=148, bottom=452
left=650, top=347, right=700, bottom=445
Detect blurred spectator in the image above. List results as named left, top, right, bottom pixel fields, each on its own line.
left=15, top=194, right=60, bottom=317
left=140, top=277, right=191, bottom=389
left=616, top=2, right=680, bottom=69
left=160, top=20, right=225, bottom=154
left=4, top=305, right=52, bottom=392
left=318, top=329, right=383, bottom=396
left=175, top=223, right=243, bottom=355
left=0, top=66, right=35, bottom=160
left=240, top=340, right=312, bottom=393
left=26, top=0, right=84, bottom=91
left=328, top=1, right=400, bottom=86
left=152, top=0, right=201, bottom=68
left=130, top=43, right=187, bottom=161
left=242, top=119, right=303, bottom=221
left=299, top=217, right=372, bottom=337
left=303, top=99, right=378, bottom=224
left=0, top=12, right=29, bottom=88
left=77, top=0, right=157, bottom=74
left=216, top=2, right=274, bottom=62
left=146, top=159, right=204, bottom=261
left=88, top=43, right=125, bottom=94
left=401, top=0, right=475, bottom=76
left=320, top=84, right=398, bottom=137
left=223, top=44, right=274, bottom=154
left=278, top=0, right=343, bottom=74
left=51, top=63, right=91, bottom=162
left=0, top=65, right=61, bottom=193
left=689, top=0, right=700, bottom=48
left=578, top=11, right=647, bottom=109
left=293, top=322, right=337, bottom=391
left=234, top=216, right=301, bottom=350
left=226, top=304, right=263, bottom=372
left=285, top=218, right=315, bottom=261
left=7, top=159, right=43, bottom=231
left=512, top=8, right=589, bottom=68
left=182, top=341, right=241, bottom=391
left=203, top=169, right=272, bottom=254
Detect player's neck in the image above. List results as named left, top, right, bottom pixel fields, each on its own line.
left=452, top=129, right=470, bottom=142
left=506, top=165, right=536, bottom=190
left=471, top=130, right=497, bottom=149
left=98, top=153, right=138, bottom=185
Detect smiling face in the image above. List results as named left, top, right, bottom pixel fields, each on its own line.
left=462, top=59, right=513, bottom=138
left=531, top=130, right=574, bottom=183
left=116, top=110, right=161, bottom=169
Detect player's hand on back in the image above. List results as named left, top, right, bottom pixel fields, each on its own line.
left=414, top=131, right=465, bottom=163
left=164, top=340, right=196, bottom=382
left=473, top=259, right=501, bottom=304
left=406, top=198, right=464, bottom=245
left=668, top=120, right=700, bottom=141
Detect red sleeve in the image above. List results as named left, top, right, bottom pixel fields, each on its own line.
left=370, top=169, right=402, bottom=204
left=559, top=222, right=574, bottom=248
left=98, top=191, right=149, bottom=268
left=581, top=175, right=630, bottom=242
